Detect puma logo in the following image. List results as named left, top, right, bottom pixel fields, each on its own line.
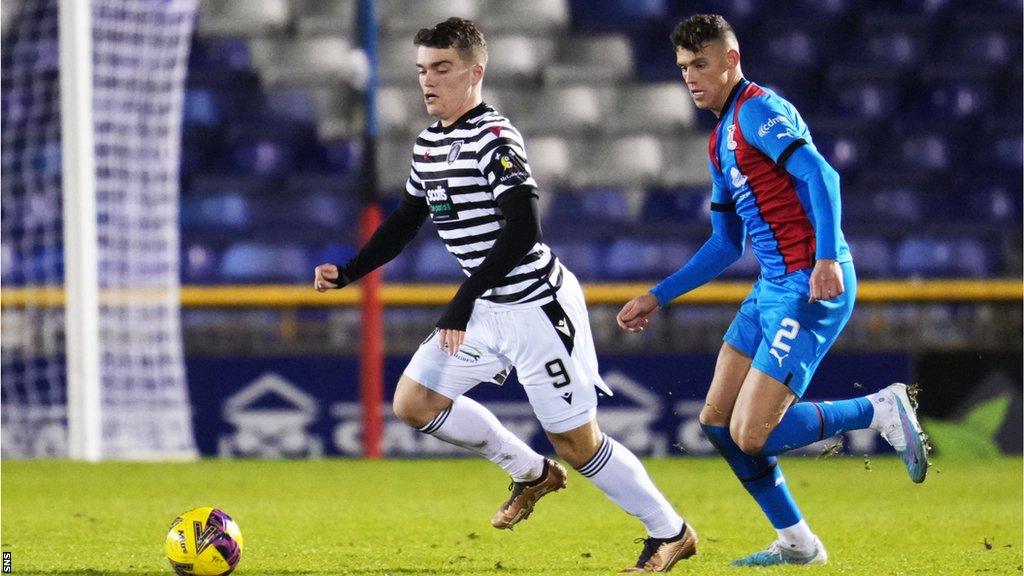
left=769, top=348, right=789, bottom=367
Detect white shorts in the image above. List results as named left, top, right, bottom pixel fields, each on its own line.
left=404, top=268, right=611, bottom=433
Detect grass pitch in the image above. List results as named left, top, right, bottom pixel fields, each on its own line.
left=2, top=456, right=1021, bottom=575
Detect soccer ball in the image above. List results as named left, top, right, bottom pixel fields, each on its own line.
left=164, top=507, right=244, bottom=576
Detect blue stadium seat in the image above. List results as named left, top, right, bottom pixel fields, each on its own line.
left=642, top=187, right=707, bottom=224
left=180, top=193, right=250, bottom=231
left=847, top=237, right=893, bottom=277
left=967, top=185, right=1020, bottom=223
left=544, top=193, right=585, bottom=230
left=545, top=240, right=604, bottom=280
left=580, top=187, right=635, bottom=224
left=412, top=242, right=465, bottom=281
left=221, top=242, right=310, bottom=282
left=381, top=245, right=416, bottom=282
left=895, top=237, right=991, bottom=277
left=309, top=244, right=357, bottom=273
left=604, top=238, right=664, bottom=279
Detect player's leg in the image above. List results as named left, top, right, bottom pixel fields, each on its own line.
left=545, top=418, right=696, bottom=572
left=516, top=271, right=694, bottom=571
left=699, top=288, right=822, bottom=566
left=736, top=263, right=928, bottom=481
left=397, top=323, right=546, bottom=486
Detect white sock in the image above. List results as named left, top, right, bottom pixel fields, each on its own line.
left=777, top=519, right=816, bottom=553
left=867, top=389, right=895, bottom=431
left=419, top=395, right=544, bottom=482
left=575, top=434, right=684, bottom=539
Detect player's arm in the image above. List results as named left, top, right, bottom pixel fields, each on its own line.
left=617, top=176, right=744, bottom=332
left=783, top=145, right=844, bottom=302
left=314, top=193, right=429, bottom=291
left=737, top=97, right=845, bottom=302
left=436, top=186, right=540, bottom=330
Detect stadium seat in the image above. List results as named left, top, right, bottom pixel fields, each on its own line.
left=580, top=187, right=639, bottom=224
left=642, top=187, right=708, bottom=224
left=895, top=237, right=991, bottom=277
left=191, top=38, right=253, bottom=73
left=251, top=38, right=357, bottom=87
left=294, top=0, right=356, bottom=37
left=181, top=193, right=251, bottom=231
left=197, top=0, right=290, bottom=37
left=412, top=242, right=466, bottom=281
left=544, top=240, right=604, bottom=280
left=518, top=86, right=606, bottom=135
left=377, top=86, right=431, bottom=137
left=544, top=34, right=634, bottom=85
left=569, top=136, right=663, bottom=188
left=479, top=0, right=569, bottom=34
left=527, top=136, right=572, bottom=188
left=658, top=136, right=712, bottom=187
left=183, top=88, right=222, bottom=127
left=571, top=0, right=666, bottom=32
left=604, top=239, right=665, bottom=279
left=543, top=192, right=585, bottom=230
left=221, top=242, right=310, bottom=282
left=377, top=34, right=419, bottom=85
left=605, top=83, right=694, bottom=134
left=486, top=35, right=556, bottom=85
left=847, top=237, right=893, bottom=277
left=377, top=138, right=414, bottom=193
left=377, top=0, right=479, bottom=34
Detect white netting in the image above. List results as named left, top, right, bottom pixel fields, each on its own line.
left=2, top=0, right=199, bottom=459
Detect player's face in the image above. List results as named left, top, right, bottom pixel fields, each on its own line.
left=676, top=42, right=736, bottom=115
left=416, top=46, right=481, bottom=123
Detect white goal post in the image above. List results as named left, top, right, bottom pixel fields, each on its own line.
left=2, top=0, right=199, bottom=460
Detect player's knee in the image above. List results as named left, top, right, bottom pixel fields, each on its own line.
left=699, top=404, right=730, bottom=427
left=730, top=421, right=767, bottom=456
left=392, top=388, right=434, bottom=429
left=547, top=426, right=601, bottom=469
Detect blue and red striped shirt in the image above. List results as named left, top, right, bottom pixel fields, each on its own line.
left=710, top=79, right=851, bottom=278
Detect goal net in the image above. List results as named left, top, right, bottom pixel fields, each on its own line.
left=2, top=0, right=198, bottom=459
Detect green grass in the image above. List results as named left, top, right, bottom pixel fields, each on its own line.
left=2, top=457, right=1021, bottom=575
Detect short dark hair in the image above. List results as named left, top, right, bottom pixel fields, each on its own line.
left=670, top=14, right=736, bottom=53
left=414, top=17, right=487, bottom=64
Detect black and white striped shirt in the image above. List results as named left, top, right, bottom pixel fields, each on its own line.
left=406, top=102, right=562, bottom=306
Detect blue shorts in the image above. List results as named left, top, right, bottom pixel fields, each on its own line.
left=723, top=261, right=856, bottom=398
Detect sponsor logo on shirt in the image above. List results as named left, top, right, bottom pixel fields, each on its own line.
left=758, top=114, right=791, bottom=137
left=726, top=125, right=738, bottom=150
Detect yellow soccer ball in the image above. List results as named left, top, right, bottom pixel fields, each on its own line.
left=164, top=507, right=244, bottom=576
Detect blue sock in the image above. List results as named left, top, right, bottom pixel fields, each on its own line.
left=760, top=397, right=874, bottom=456
left=702, top=424, right=802, bottom=529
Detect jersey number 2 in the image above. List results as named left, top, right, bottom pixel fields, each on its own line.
left=771, top=318, right=800, bottom=353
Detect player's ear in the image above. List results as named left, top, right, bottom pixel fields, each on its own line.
left=471, top=62, right=484, bottom=85
left=726, top=48, right=740, bottom=69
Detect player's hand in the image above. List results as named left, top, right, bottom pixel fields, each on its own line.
left=616, top=293, right=660, bottom=333
left=314, top=263, right=342, bottom=292
left=438, top=329, right=466, bottom=356
left=808, top=259, right=844, bottom=303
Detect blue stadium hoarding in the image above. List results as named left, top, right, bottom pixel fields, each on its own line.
left=186, top=354, right=911, bottom=458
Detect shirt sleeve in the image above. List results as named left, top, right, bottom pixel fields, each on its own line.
left=476, top=125, right=538, bottom=199
left=649, top=177, right=745, bottom=307
left=405, top=147, right=426, bottom=198
left=737, top=95, right=809, bottom=168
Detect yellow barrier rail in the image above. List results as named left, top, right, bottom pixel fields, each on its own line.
left=2, top=279, right=1021, bottom=308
